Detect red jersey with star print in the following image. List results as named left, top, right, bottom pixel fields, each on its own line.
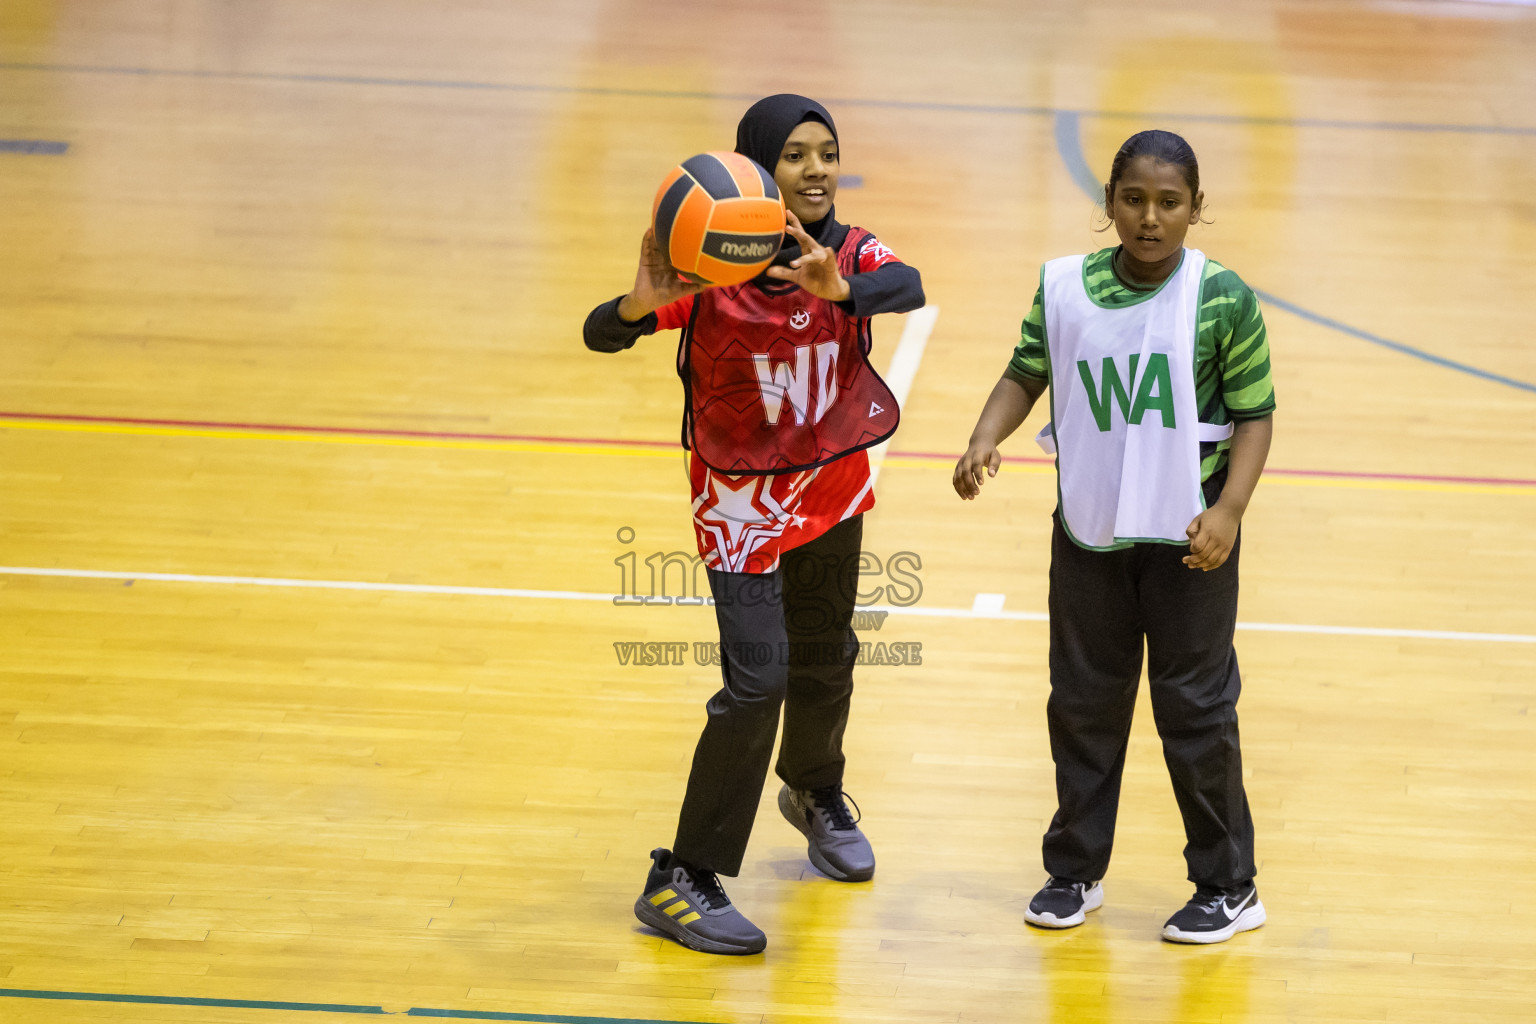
left=654, top=230, right=902, bottom=573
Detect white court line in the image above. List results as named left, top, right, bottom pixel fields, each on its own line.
left=868, top=304, right=939, bottom=486
left=2, top=566, right=1532, bottom=644
left=0, top=565, right=613, bottom=602
left=971, top=592, right=1008, bottom=614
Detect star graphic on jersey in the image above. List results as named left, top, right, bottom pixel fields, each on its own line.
left=697, top=473, right=772, bottom=550
left=691, top=467, right=813, bottom=572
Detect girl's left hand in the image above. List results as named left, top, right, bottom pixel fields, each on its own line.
left=765, top=211, right=851, bottom=302
left=1183, top=505, right=1240, bottom=570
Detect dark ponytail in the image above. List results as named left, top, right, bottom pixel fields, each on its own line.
left=1105, top=129, right=1200, bottom=203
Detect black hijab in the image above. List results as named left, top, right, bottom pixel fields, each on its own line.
left=735, top=93, right=838, bottom=173
left=735, top=94, right=841, bottom=267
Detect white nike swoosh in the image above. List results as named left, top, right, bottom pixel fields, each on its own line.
left=1221, top=892, right=1254, bottom=921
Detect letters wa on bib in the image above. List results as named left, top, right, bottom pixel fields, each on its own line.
left=1034, top=248, right=1233, bottom=550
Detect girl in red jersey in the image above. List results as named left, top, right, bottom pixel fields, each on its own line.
left=584, top=94, right=924, bottom=955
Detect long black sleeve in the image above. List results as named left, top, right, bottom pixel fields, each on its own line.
left=583, top=295, right=658, bottom=353
left=839, top=261, right=925, bottom=318
left=585, top=227, right=924, bottom=351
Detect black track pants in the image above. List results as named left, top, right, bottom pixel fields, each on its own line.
left=672, top=515, right=863, bottom=876
left=1041, top=500, right=1256, bottom=890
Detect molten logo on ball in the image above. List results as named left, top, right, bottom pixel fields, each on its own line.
left=707, top=233, right=779, bottom=264
left=720, top=240, right=774, bottom=259
left=652, top=150, right=787, bottom=286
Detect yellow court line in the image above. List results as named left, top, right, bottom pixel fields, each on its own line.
left=1253, top=474, right=1536, bottom=496
left=4, top=418, right=1534, bottom=495
left=0, top=418, right=679, bottom=459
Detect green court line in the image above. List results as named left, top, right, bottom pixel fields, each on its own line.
left=0, top=988, right=387, bottom=1014
left=0, top=988, right=718, bottom=1024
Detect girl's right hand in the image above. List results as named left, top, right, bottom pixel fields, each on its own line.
left=953, top=443, right=1003, bottom=499
left=618, top=228, right=703, bottom=322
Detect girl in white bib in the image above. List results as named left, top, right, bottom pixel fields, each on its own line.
left=954, top=130, right=1276, bottom=945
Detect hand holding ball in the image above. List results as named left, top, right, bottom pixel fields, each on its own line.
left=652, top=152, right=786, bottom=286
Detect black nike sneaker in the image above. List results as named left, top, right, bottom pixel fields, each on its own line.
left=1024, top=876, right=1104, bottom=929
left=1161, top=882, right=1266, bottom=944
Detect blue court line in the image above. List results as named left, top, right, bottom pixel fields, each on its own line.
left=1058, top=106, right=1536, bottom=138
left=0, top=139, right=68, bottom=154
left=1, top=60, right=1533, bottom=137
left=1050, top=111, right=1536, bottom=396
left=0, top=988, right=716, bottom=1024
left=3, top=58, right=1531, bottom=393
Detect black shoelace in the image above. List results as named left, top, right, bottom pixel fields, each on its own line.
left=809, top=786, right=860, bottom=832
left=684, top=867, right=732, bottom=911
left=1192, top=885, right=1231, bottom=911
left=1043, top=876, right=1085, bottom=893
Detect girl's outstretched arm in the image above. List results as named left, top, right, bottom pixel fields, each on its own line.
left=1184, top=414, right=1273, bottom=570
left=584, top=229, right=703, bottom=352
left=954, top=373, right=1047, bottom=499
left=618, top=228, right=703, bottom=321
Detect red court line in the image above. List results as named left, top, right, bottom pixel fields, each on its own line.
left=3, top=410, right=1533, bottom=488
left=886, top=446, right=1536, bottom=487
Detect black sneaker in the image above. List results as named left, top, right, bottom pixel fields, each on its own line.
left=1024, top=876, right=1103, bottom=929
left=778, top=784, right=875, bottom=882
left=632, top=848, right=766, bottom=955
left=1161, top=882, right=1266, bottom=944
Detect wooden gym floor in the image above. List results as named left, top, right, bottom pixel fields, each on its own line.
left=2, top=1, right=1534, bottom=1022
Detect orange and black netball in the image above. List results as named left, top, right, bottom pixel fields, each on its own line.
left=651, top=151, right=786, bottom=286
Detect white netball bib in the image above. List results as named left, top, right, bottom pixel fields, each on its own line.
left=1034, top=249, right=1232, bottom=549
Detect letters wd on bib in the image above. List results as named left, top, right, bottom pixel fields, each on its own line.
left=682, top=226, right=900, bottom=475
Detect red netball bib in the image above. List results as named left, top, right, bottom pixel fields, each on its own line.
left=678, top=228, right=901, bottom=475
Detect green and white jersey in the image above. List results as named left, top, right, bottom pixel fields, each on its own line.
left=1008, top=247, right=1275, bottom=481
